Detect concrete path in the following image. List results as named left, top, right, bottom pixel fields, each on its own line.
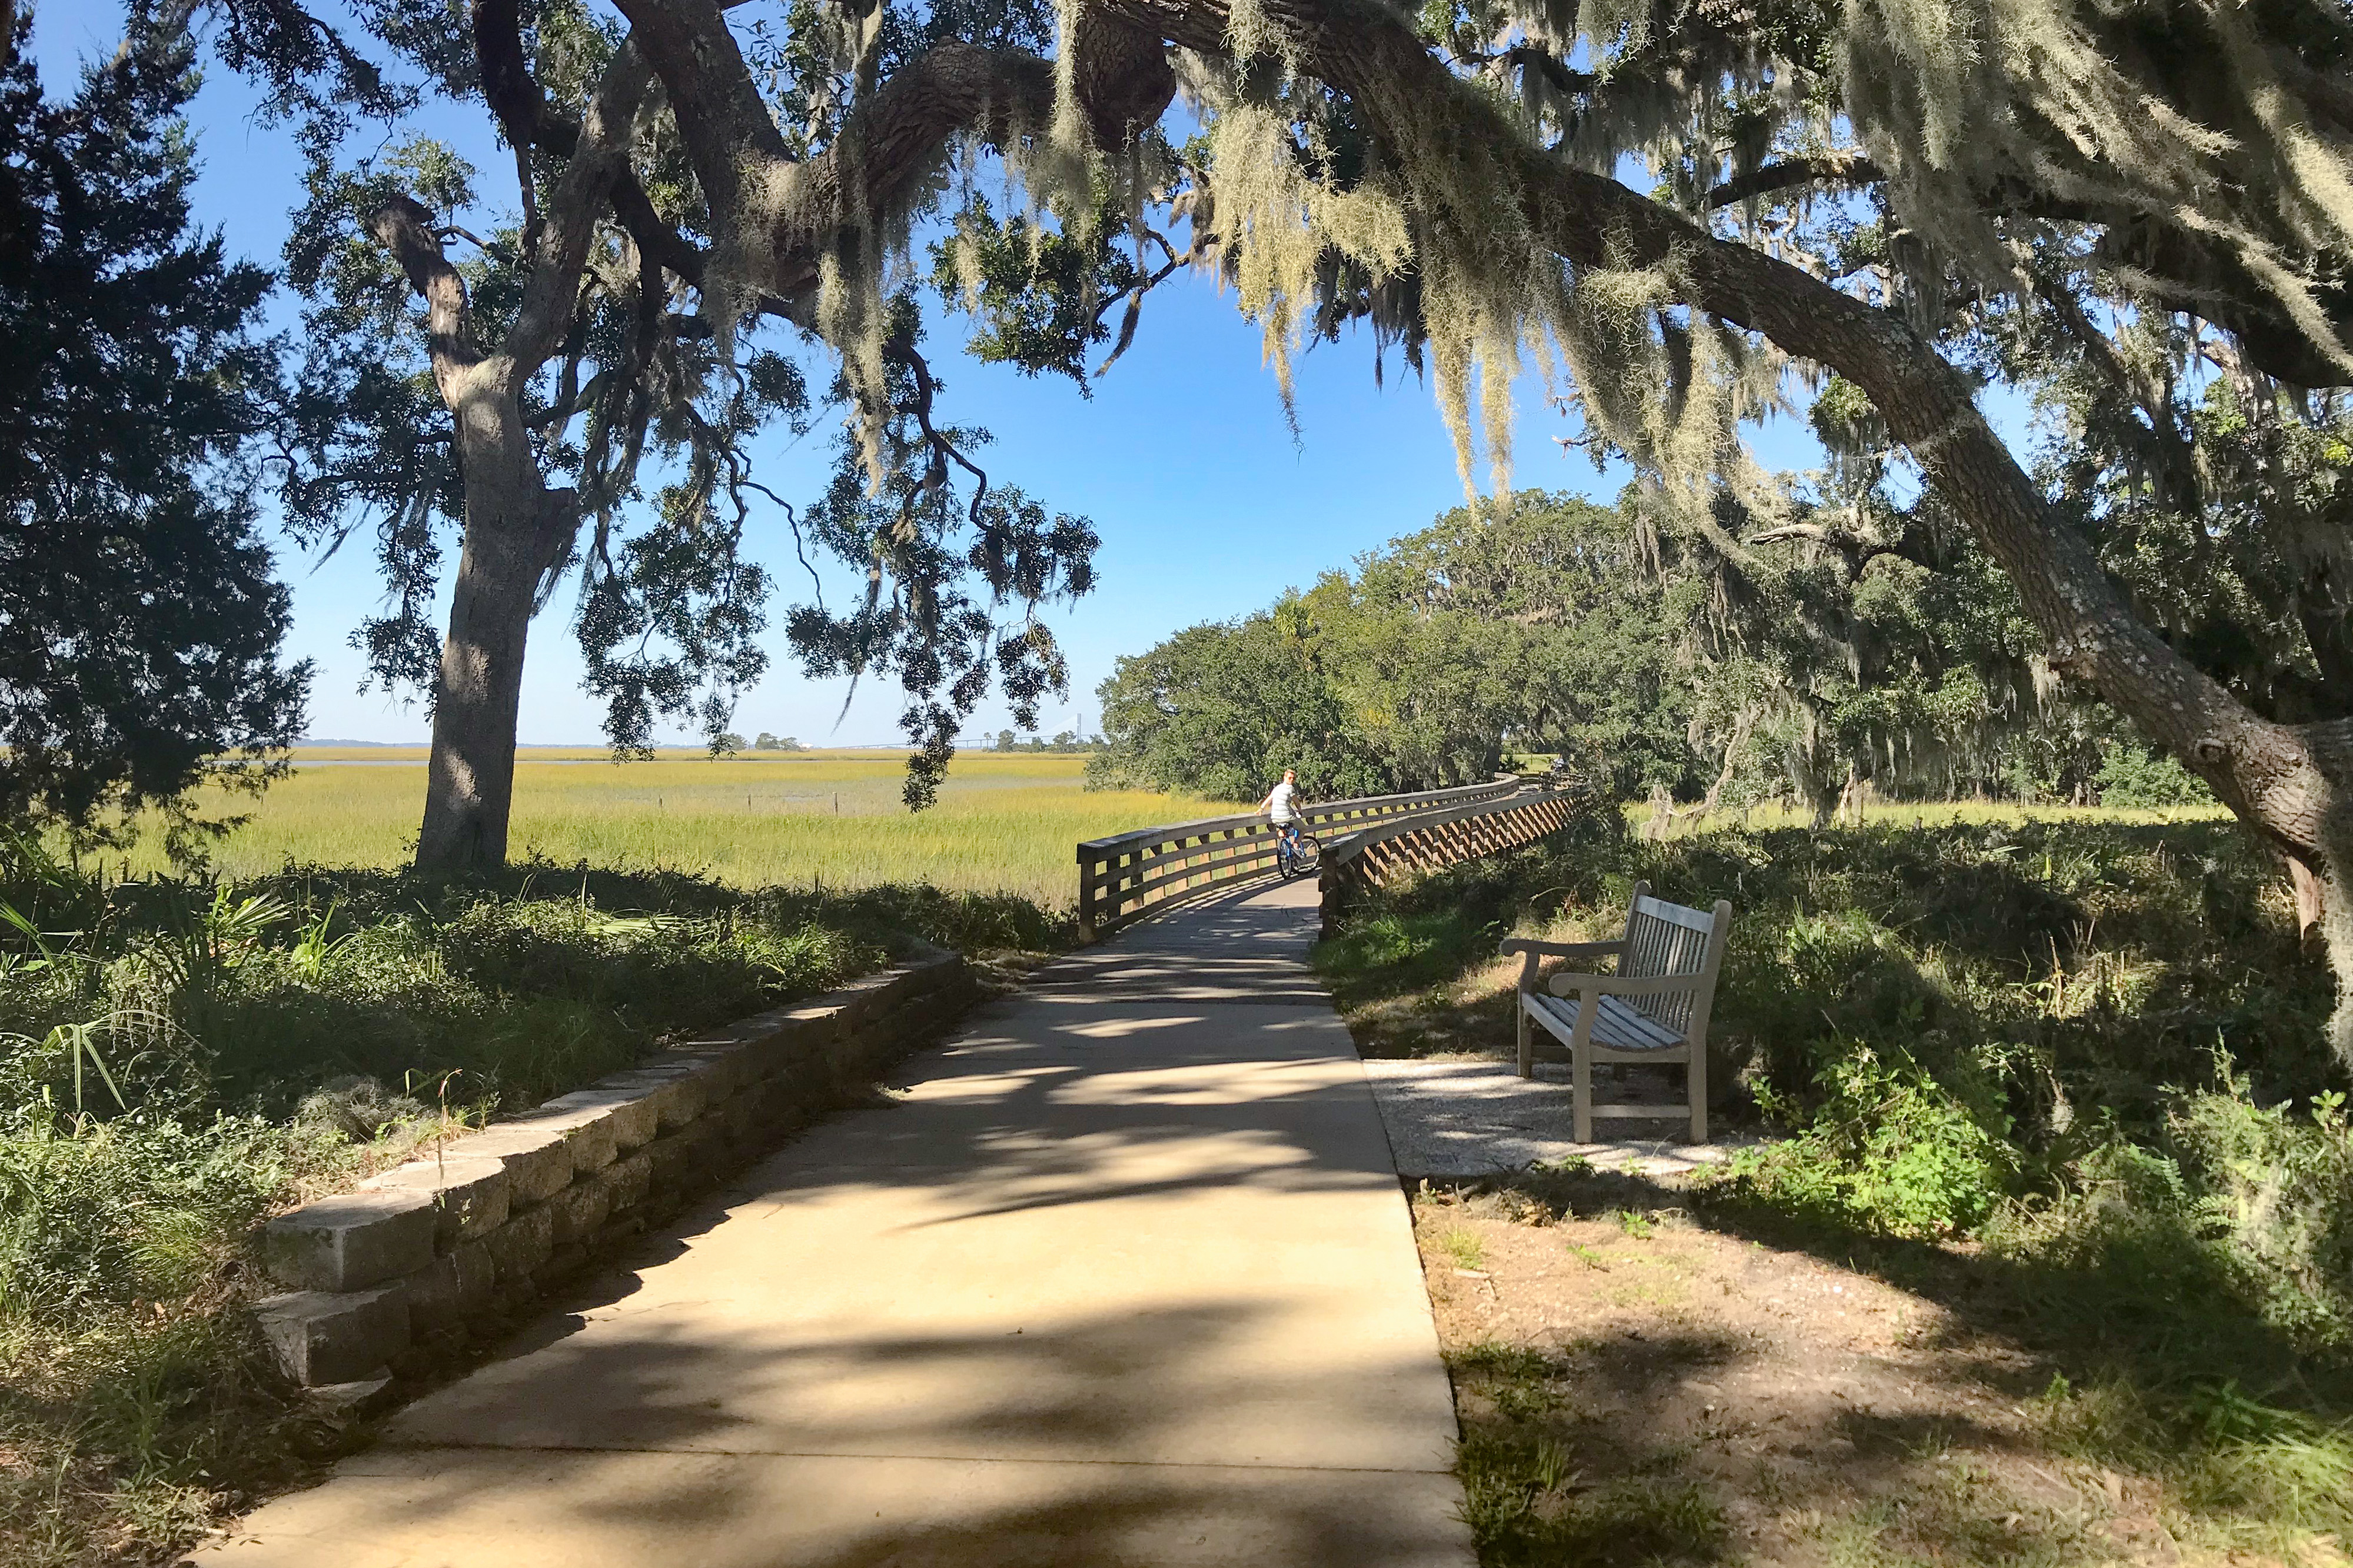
left=206, top=877, right=1475, bottom=1567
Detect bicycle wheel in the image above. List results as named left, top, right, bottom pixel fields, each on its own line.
left=1293, top=834, right=1321, bottom=874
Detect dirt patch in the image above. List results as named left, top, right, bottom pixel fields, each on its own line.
left=1412, top=1177, right=2334, bottom=1568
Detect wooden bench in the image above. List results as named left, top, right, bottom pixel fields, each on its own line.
left=1500, top=881, right=1733, bottom=1143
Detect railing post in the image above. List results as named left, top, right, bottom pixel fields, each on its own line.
left=1076, top=843, right=1096, bottom=943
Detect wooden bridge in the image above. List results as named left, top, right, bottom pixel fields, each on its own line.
left=1076, top=775, right=1587, bottom=940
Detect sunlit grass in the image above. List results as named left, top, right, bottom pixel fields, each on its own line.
left=98, top=751, right=1227, bottom=907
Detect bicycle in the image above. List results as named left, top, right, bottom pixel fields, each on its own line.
left=1272, top=820, right=1321, bottom=878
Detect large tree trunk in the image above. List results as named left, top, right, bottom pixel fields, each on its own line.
left=416, top=485, right=572, bottom=870
left=363, top=44, right=651, bottom=873
left=368, top=197, right=584, bottom=874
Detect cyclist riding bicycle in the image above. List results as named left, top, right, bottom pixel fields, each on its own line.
left=1258, top=768, right=1313, bottom=877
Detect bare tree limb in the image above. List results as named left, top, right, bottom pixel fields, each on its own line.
left=368, top=196, right=484, bottom=391
left=502, top=42, right=654, bottom=386
left=1704, top=152, right=1885, bottom=211
left=900, top=340, right=991, bottom=527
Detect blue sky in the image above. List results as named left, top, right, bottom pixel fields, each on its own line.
left=35, top=0, right=1874, bottom=747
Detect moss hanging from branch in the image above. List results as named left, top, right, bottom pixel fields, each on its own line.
left=1840, top=0, right=2353, bottom=375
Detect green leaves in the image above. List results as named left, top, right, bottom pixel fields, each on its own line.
left=0, top=18, right=305, bottom=837
left=1094, top=491, right=1691, bottom=801
left=932, top=195, right=1146, bottom=389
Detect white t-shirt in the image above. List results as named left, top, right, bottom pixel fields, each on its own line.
left=1268, top=781, right=1300, bottom=821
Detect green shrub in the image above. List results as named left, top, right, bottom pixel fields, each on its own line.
left=1716, top=1044, right=2016, bottom=1237
left=1977, top=1075, right=2353, bottom=1369
left=2096, top=744, right=2218, bottom=808
left=1317, top=908, right=1499, bottom=1001
left=0, top=1110, right=339, bottom=1322
left=2171, top=1085, right=2353, bottom=1349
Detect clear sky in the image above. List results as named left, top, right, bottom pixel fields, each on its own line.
left=34, top=0, right=1880, bottom=748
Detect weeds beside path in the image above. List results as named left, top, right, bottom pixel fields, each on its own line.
left=1418, top=1167, right=2353, bottom=1568
left=0, top=844, right=1074, bottom=1567
left=1312, top=811, right=2353, bottom=1563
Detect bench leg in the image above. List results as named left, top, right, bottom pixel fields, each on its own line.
left=1516, top=1000, right=1533, bottom=1078
left=1687, top=1046, right=1708, bottom=1144
left=1571, top=1046, right=1594, bottom=1144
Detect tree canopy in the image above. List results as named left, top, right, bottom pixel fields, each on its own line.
left=0, top=9, right=305, bottom=841
left=1094, top=489, right=2214, bottom=814
left=172, top=0, right=2353, bottom=1047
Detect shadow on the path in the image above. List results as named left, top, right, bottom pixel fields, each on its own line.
left=316, top=1296, right=1464, bottom=1566
left=228, top=873, right=1475, bottom=1565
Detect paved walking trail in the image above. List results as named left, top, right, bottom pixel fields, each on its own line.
left=207, top=877, right=1476, bottom=1567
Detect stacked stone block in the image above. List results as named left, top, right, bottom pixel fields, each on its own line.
left=250, top=947, right=981, bottom=1390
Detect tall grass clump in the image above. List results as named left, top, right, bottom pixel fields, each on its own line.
left=0, top=835, right=1071, bottom=1563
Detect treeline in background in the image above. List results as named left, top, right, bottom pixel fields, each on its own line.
left=1088, top=491, right=2215, bottom=815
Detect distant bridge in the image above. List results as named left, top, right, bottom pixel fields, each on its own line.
left=1075, top=774, right=1586, bottom=941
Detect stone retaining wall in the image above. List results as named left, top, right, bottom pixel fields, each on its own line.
left=251, top=947, right=981, bottom=1390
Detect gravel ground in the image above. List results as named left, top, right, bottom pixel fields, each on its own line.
left=1361, top=1055, right=1757, bottom=1179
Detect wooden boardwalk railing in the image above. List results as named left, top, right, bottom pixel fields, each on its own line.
left=1315, top=790, right=1585, bottom=937
left=1075, top=776, right=1520, bottom=939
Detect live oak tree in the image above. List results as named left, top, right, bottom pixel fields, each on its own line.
left=0, top=7, right=305, bottom=845
left=1091, top=605, right=1390, bottom=798
left=215, top=0, right=2353, bottom=1053
left=253, top=0, right=1108, bottom=868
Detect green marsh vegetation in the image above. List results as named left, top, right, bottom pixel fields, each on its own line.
left=0, top=835, right=1069, bottom=1564
left=93, top=752, right=1214, bottom=907
left=1321, top=810, right=2353, bottom=1563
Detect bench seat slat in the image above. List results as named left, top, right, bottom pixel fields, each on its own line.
left=1601, top=996, right=1679, bottom=1048
left=1523, top=993, right=1688, bottom=1053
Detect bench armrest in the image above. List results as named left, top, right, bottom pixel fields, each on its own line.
left=1500, top=937, right=1624, bottom=991
left=1543, top=971, right=1708, bottom=999
left=1498, top=938, right=1626, bottom=958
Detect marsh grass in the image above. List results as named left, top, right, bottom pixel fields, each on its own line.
left=89, top=751, right=1225, bottom=905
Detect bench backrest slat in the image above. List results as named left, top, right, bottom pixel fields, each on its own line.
left=1618, top=881, right=1730, bottom=1036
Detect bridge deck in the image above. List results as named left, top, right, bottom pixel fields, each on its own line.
left=205, top=875, right=1475, bottom=1567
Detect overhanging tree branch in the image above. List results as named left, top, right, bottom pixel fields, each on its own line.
left=1703, top=153, right=1885, bottom=211
left=1084, top=0, right=2333, bottom=860
left=501, top=43, right=654, bottom=384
